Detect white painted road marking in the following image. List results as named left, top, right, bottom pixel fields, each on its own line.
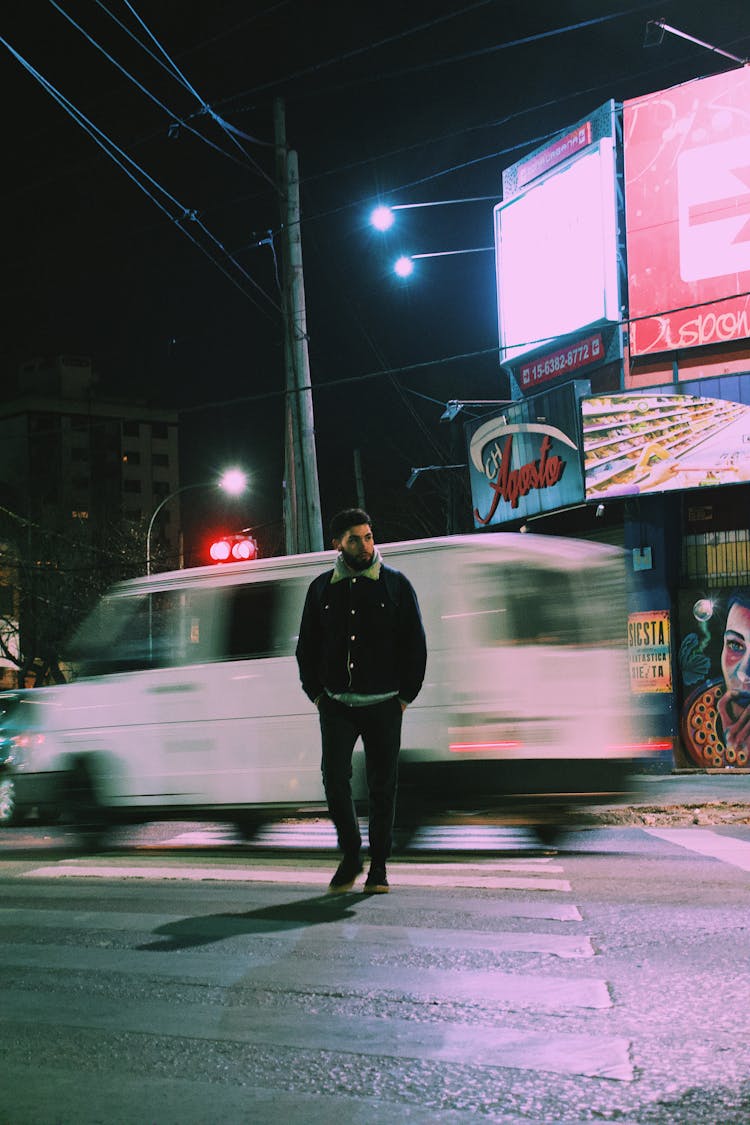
left=21, top=859, right=571, bottom=891
left=155, top=822, right=547, bottom=851
left=645, top=828, right=750, bottom=872
left=2, top=986, right=632, bottom=1081
left=0, top=907, right=592, bottom=959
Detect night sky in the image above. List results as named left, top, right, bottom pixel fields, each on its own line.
left=3, top=1, right=749, bottom=555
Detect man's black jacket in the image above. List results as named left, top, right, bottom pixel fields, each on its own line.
left=295, top=564, right=427, bottom=705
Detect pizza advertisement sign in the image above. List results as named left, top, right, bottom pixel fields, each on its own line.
left=466, top=383, right=585, bottom=527
left=624, top=68, right=750, bottom=356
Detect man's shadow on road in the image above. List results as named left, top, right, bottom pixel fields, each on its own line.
left=136, top=891, right=366, bottom=952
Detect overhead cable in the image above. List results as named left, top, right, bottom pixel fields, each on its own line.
left=318, top=2, right=663, bottom=88
left=215, top=0, right=498, bottom=112
left=119, top=0, right=277, bottom=185
left=47, top=0, right=253, bottom=173
left=180, top=284, right=750, bottom=415
left=2, top=35, right=280, bottom=317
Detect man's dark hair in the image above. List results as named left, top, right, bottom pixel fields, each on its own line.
left=329, top=508, right=371, bottom=541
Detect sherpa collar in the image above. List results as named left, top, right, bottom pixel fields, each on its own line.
left=331, top=547, right=383, bottom=584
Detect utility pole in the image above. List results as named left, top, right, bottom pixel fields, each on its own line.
left=353, top=448, right=366, bottom=511
left=274, top=98, right=324, bottom=554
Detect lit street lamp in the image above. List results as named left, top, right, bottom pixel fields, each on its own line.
left=393, top=245, right=494, bottom=279
left=145, top=468, right=247, bottom=575
left=369, top=196, right=498, bottom=279
left=369, top=196, right=498, bottom=233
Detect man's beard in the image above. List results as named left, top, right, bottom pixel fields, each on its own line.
left=341, top=546, right=375, bottom=572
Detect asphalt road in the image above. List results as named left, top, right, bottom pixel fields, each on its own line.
left=1, top=822, right=750, bottom=1124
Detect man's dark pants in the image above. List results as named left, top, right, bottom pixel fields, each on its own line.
left=318, top=695, right=403, bottom=863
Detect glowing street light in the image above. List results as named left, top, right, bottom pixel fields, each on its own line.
left=146, top=467, right=248, bottom=575
left=369, top=195, right=498, bottom=232
left=394, top=255, right=415, bottom=278
left=392, top=245, right=494, bottom=279
left=370, top=195, right=499, bottom=281
left=218, top=467, right=247, bottom=496
left=370, top=205, right=396, bottom=231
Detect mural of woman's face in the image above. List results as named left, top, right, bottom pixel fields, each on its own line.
left=721, top=602, right=750, bottom=697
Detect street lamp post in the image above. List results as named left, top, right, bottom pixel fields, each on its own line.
left=369, top=195, right=498, bottom=278
left=145, top=469, right=247, bottom=576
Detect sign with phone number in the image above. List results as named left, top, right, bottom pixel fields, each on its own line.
left=519, top=333, right=604, bottom=389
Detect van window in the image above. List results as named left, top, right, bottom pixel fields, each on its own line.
left=470, top=563, right=625, bottom=647
left=223, top=582, right=285, bottom=659
left=68, top=588, right=217, bottom=676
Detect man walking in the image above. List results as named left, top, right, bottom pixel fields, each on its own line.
left=296, top=509, right=426, bottom=894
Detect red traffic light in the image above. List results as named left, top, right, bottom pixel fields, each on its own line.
left=208, top=534, right=258, bottom=563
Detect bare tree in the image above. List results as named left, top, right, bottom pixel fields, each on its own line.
left=0, top=508, right=148, bottom=687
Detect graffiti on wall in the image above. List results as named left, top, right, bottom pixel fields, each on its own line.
left=678, top=589, right=750, bottom=769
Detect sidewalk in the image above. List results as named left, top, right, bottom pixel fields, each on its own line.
left=586, top=771, right=750, bottom=827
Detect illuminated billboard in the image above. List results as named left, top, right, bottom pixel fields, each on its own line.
left=583, top=391, right=750, bottom=499
left=624, top=68, right=750, bottom=356
left=495, top=133, right=620, bottom=365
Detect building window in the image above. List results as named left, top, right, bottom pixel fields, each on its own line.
left=152, top=452, right=169, bottom=467
left=123, top=479, right=142, bottom=493
left=153, top=480, right=171, bottom=496
left=682, top=531, right=750, bottom=586
left=122, top=421, right=140, bottom=438
left=151, top=422, right=169, bottom=440
left=122, top=450, right=141, bottom=465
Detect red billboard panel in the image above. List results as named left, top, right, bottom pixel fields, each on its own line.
left=624, top=69, right=750, bottom=356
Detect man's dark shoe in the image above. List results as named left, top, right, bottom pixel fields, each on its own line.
left=328, top=855, right=363, bottom=894
left=363, top=864, right=389, bottom=894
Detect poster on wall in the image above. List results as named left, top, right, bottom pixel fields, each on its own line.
left=582, top=392, right=750, bottom=498
left=678, top=589, right=750, bottom=769
left=628, top=611, right=672, bottom=693
left=624, top=68, right=750, bottom=356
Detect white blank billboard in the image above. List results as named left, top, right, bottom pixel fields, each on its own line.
left=495, top=138, right=620, bottom=364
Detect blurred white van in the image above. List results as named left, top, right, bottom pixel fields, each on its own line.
left=10, top=533, right=641, bottom=842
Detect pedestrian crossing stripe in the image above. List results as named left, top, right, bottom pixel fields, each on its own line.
left=645, top=828, right=750, bottom=872
left=21, top=860, right=571, bottom=891
left=1, top=977, right=633, bottom=1080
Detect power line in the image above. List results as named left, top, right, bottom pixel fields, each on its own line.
left=169, top=0, right=293, bottom=64
left=312, top=2, right=664, bottom=89
left=179, top=285, right=750, bottom=415
left=49, top=0, right=277, bottom=184
left=214, top=0, right=499, bottom=112
left=117, top=0, right=278, bottom=187
left=2, top=34, right=281, bottom=318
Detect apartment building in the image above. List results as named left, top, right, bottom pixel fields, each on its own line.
left=0, top=356, right=180, bottom=684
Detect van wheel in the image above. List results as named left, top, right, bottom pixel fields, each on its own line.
left=0, top=775, right=24, bottom=827
left=533, top=822, right=565, bottom=847
left=64, top=764, right=109, bottom=851
left=393, top=785, right=425, bottom=853
left=233, top=816, right=264, bottom=842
